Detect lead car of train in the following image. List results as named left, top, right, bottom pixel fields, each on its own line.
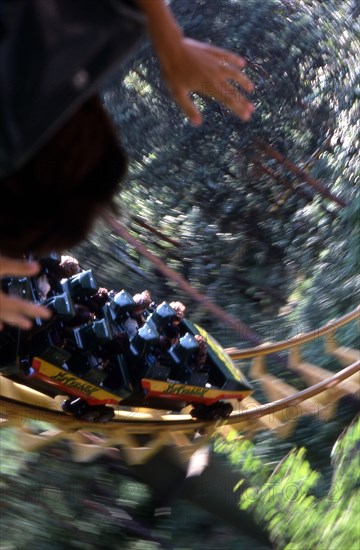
left=0, top=258, right=253, bottom=422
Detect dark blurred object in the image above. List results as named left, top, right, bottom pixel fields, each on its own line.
left=0, top=96, right=128, bottom=256
left=0, top=0, right=145, bottom=177
left=0, top=0, right=145, bottom=256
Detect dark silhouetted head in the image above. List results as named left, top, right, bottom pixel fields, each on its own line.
left=0, top=96, right=127, bottom=257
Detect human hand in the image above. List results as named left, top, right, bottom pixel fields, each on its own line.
left=137, top=0, right=254, bottom=125
left=156, top=37, right=255, bottom=125
left=0, top=256, right=52, bottom=330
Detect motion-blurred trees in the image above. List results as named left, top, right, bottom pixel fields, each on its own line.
left=0, top=429, right=269, bottom=550
left=2, top=3, right=359, bottom=549
left=74, top=0, right=359, bottom=345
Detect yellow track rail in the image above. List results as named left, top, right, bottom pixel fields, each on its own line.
left=0, top=307, right=358, bottom=463
left=225, top=307, right=359, bottom=359
left=0, top=359, right=358, bottom=429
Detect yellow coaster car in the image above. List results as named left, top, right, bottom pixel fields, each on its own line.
left=0, top=265, right=253, bottom=422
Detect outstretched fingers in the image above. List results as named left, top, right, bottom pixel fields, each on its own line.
left=0, top=257, right=41, bottom=278
left=208, top=42, right=248, bottom=68
left=221, top=64, right=254, bottom=93
left=0, top=293, right=52, bottom=330
left=202, top=78, right=254, bottom=120
left=170, top=88, right=203, bottom=126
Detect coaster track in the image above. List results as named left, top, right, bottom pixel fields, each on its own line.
left=1, top=307, right=358, bottom=463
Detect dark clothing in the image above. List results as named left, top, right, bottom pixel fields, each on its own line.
left=0, top=0, right=145, bottom=177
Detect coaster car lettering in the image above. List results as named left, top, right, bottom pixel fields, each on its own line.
left=163, top=382, right=208, bottom=398
left=50, top=372, right=98, bottom=396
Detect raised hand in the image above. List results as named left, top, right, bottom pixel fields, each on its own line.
left=157, top=37, right=254, bottom=126
left=137, top=0, right=255, bottom=125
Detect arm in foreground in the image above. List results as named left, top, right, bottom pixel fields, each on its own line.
left=136, top=0, right=254, bottom=125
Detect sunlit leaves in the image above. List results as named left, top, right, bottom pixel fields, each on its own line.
left=218, top=417, right=360, bottom=549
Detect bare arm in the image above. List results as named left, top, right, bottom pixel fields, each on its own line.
left=136, top=0, right=254, bottom=125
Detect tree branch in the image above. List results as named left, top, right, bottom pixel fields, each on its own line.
left=107, top=217, right=262, bottom=345
left=256, top=139, right=347, bottom=208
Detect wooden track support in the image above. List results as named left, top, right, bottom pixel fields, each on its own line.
left=325, top=332, right=360, bottom=374
left=289, top=346, right=360, bottom=403
left=57, top=354, right=360, bottom=461
left=1, top=337, right=359, bottom=467
left=250, top=355, right=337, bottom=431
left=234, top=395, right=294, bottom=438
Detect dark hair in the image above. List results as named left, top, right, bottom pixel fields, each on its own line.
left=0, top=96, right=127, bottom=256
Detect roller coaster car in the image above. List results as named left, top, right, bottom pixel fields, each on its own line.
left=0, top=267, right=253, bottom=422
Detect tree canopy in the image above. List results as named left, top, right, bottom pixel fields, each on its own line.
left=74, top=0, right=359, bottom=344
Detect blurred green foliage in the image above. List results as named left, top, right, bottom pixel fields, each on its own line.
left=215, top=416, right=360, bottom=549
left=0, top=429, right=268, bottom=549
